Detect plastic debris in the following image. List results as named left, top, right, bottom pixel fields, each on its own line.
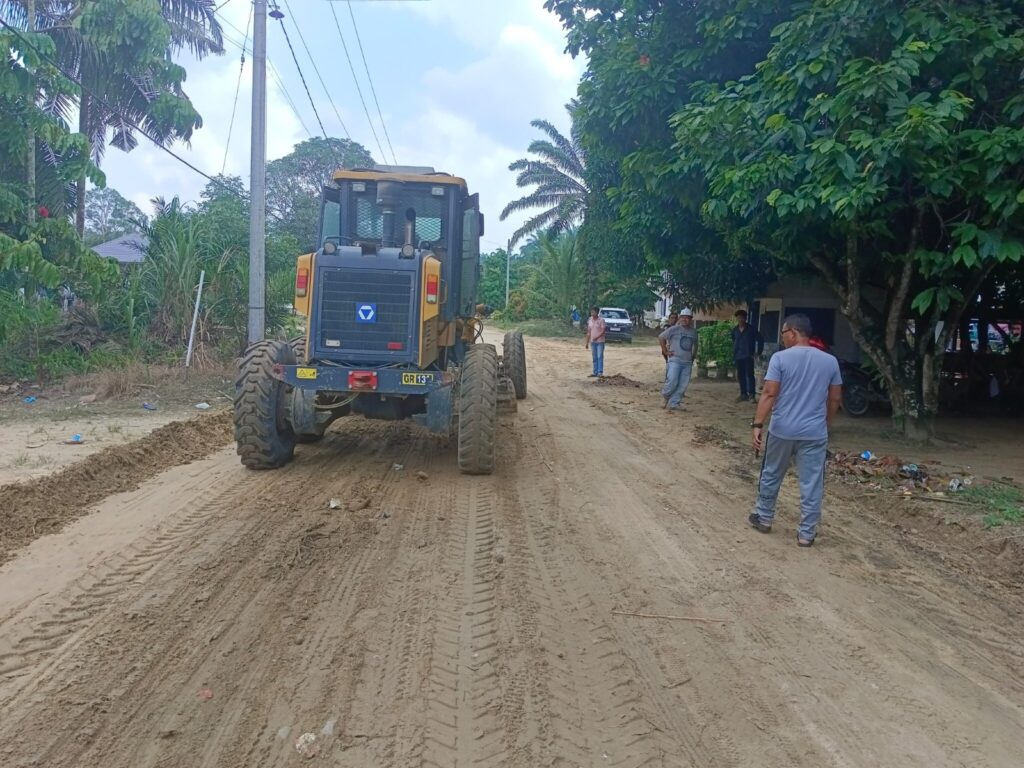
left=23, top=395, right=37, bottom=404
left=194, top=402, right=211, bottom=410
left=860, top=450, right=874, bottom=461
left=328, top=498, right=342, bottom=509
left=949, top=478, right=965, bottom=492
left=416, top=470, right=429, bottom=481
left=294, top=732, right=318, bottom=759
left=142, top=402, right=157, bottom=411
left=198, top=687, right=214, bottom=700
left=392, top=463, right=404, bottom=471
left=65, top=434, right=85, bottom=445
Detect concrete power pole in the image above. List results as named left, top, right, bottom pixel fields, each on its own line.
left=247, top=0, right=268, bottom=344
left=505, top=238, right=511, bottom=308
left=26, top=0, right=36, bottom=226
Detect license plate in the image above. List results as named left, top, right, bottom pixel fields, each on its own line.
left=296, top=367, right=317, bottom=380
left=402, top=373, right=434, bottom=386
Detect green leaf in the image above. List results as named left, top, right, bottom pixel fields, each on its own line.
left=766, top=188, right=783, bottom=207
left=911, top=288, right=937, bottom=314
left=808, top=61, right=824, bottom=75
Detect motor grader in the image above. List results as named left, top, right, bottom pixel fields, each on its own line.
left=232, top=165, right=526, bottom=473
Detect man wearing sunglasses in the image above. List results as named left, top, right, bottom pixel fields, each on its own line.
left=749, top=314, right=843, bottom=547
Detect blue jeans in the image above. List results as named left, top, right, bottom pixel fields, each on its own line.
left=661, top=358, right=692, bottom=407
left=590, top=342, right=605, bottom=375
left=752, top=434, right=828, bottom=541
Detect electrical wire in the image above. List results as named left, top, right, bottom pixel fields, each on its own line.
left=221, top=1, right=253, bottom=173
left=215, top=12, right=314, bottom=138
left=281, top=0, right=351, bottom=140
left=345, top=0, right=397, bottom=165
left=0, top=15, right=291, bottom=225
left=327, top=1, right=388, bottom=163
left=270, top=4, right=331, bottom=141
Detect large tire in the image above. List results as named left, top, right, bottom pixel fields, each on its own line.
left=503, top=330, right=527, bottom=400
left=234, top=340, right=297, bottom=469
left=458, top=344, right=498, bottom=475
left=289, top=335, right=307, bottom=363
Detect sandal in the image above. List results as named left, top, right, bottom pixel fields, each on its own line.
left=796, top=536, right=815, bottom=547
left=748, top=513, right=772, bottom=534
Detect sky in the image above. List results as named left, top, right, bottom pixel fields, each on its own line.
left=98, top=0, right=586, bottom=253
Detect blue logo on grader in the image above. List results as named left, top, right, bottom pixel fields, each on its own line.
left=356, top=303, right=377, bottom=323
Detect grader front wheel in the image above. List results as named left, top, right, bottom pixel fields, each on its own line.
left=458, top=344, right=498, bottom=475
left=234, top=340, right=297, bottom=469
left=503, top=330, right=527, bottom=399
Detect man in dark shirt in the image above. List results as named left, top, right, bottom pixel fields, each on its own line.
left=732, top=309, right=764, bottom=403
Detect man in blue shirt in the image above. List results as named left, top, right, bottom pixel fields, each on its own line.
left=749, top=313, right=843, bottom=546
left=731, top=309, right=763, bottom=402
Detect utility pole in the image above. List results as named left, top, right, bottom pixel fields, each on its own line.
left=505, top=238, right=511, bottom=308
left=26, top=0, right=36, bottom=226
left=247, top=0, right=268, bottom=344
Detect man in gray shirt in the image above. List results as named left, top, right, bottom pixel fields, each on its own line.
left=658, top=309, right=699, bottom=410
left=749, top=313, right=843, bottom=546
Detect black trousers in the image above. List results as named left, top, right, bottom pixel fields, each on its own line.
left=736, top=357, right=756, bottom=398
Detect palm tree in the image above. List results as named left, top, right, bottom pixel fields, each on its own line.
left=524, top=230, right=580, bottom=319
left=501, top=101, right=588, bottom=249
left=0, top=1, right=224, bottom=233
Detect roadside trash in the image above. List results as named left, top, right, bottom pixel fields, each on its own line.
left=194, top=402, right=211, bottom=410
left=416, top=471, right=429, bottom=481
left=65, top=434, right=85, bottom=445
left=294, top=732, right=318, bottom=759
left=949, top=478, right=965, bottom=492
left=142, top=402, right=157, bottom=411
left=23, top=396, right=37, bottom=404
left=198, top=687, right=214, bottom=700
left=78, top=393, right=97, bottom=405
left=328, top=498, right=342, bottom=509
left=392, top=463, right=404, bottom=471
left=860, top=450, right=874, bottom=461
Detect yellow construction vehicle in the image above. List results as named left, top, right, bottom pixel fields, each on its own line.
left=233, top=165, right=527, bottom=473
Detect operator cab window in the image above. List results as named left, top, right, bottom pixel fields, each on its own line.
left=349, top=183, right=447, bottom=247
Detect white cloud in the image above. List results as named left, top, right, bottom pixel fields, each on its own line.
left=96, top=0, right=583, bottom=248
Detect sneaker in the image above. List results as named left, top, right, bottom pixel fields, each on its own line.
left=588, top=373, right=598, bottom=378
left=735, top=395, right=749, bottom=403
left=748, top=513, right=772, bottom=533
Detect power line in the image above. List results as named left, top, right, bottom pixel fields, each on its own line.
left=216, top=11, right=314, bottom=139
left=281, top=0, right=351, bottom=140
left=221, top=0, right=253, bottom=173
left=270, top=4, right=331, bottom=142
left=0, top=15, right=289, bottom=225
left=345, top=0, right=397, bottom=165
left=327, top=2, right=389, bottom=163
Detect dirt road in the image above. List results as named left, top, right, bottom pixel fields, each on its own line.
left=1, top=334, right=1022, bottom=767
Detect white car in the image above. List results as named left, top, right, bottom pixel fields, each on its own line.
left=599, top=307, right=633, bottom=342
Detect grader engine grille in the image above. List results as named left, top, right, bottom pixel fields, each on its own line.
left=318, top=269, right=413, bottom=353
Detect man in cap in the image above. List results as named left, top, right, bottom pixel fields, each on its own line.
left=659, top=309, right=699, bottom=410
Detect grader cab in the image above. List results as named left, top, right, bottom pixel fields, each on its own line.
left=233, top=165, right=526, bottom=473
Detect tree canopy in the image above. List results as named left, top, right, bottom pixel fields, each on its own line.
left=547, top=0, right=1024, bottom=436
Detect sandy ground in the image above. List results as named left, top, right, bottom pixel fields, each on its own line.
left=0, top=333, right=1021, bottom=767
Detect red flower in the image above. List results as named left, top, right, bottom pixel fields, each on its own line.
left=37, top=206, right=49, bottom=218
left=638, top=54, right=650, bottom=67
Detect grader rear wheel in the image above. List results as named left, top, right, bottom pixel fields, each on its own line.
left=458, top=344, right=498, bottom=475
left=234, top=340, right=297, bottom=469
left=503, top=330, right=527, bottom=399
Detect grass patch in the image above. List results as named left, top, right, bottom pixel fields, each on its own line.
left=490, top=318, right=579, bottom=338
left=963, top=484, right=1024, bottom=528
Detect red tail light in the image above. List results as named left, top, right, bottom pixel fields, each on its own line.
left=387, top=342, right=403, bottom=350
left=348, top=371, right=378, bottom=390
left=426, top=274, right=438, bottom=304
left=295, top=268, right=309, bottom=297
